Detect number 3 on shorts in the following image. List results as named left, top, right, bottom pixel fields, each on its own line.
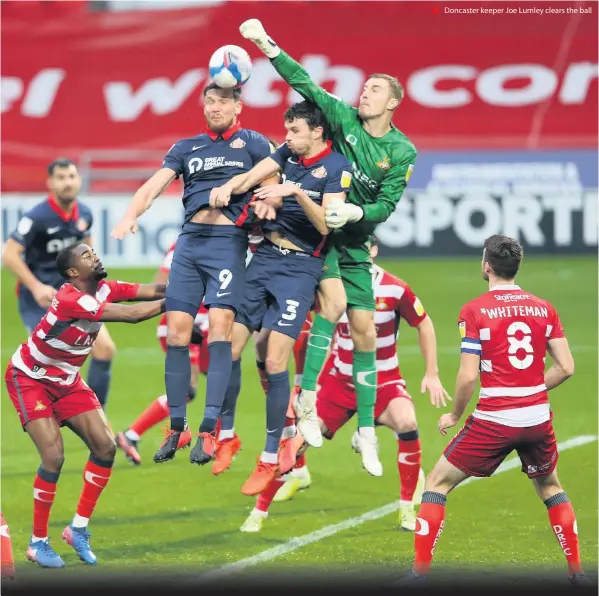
left=282, top=299, right=300, bottom=321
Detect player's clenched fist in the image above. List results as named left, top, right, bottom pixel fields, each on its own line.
left=209, top=186, right=232, bottom=208
left=239, top=19, right=280, bottom=59
left=111, top=217, right=139, bottom=240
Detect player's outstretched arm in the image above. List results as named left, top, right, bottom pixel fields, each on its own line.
left=210, top=157, right=281, bottom=208
left=112, top=168, right=177, bottom=239
left=131, top=283, right=167, bottom=301
left=240, top=19, right=351, bottom=129
left=98, top=300, right=166, bottom=324
left=545, top=338, right=575, bottom=390
left=415, top=315, right=451, bottom=408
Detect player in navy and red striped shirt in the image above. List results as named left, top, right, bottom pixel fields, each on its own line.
left=5, top=243, right=165, bottom=570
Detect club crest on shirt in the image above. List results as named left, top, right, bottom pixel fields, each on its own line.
left=230, top=138, right=246, bottom=149
left=375, top=299, right=388, bottom=311
left=377, top=156, right=390, bottom=171
left=77, top=218, right=89, bottom=232
left=311, top=166, right=327, bottom=179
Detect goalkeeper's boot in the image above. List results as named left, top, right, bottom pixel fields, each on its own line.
left=153, top=425, right=192, bottom=463
left=240, top=509, right=267, bottom=533
left=351, top=428, right=383, bottom=477
left=189, top=431, right=216, bottom=465
left=294, top=389, right=322, bottom=448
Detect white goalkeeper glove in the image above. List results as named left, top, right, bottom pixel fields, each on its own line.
left=240, top=19, right=280, bottom=59
left=325, top=199, right=364, bottom=229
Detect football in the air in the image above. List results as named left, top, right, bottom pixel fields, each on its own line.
left=209, top=45, right=252, bottom=88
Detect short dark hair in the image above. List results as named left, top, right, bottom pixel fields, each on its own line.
left=371, top=234, right=378, bottom=248
left=203, top=81, right=241, bottom=102
left=483, top=235, right=523, bottom=280
left=48, top=158, right=77, bottom=176
left=284, top=101, right=330, bottom=141
left=56, top=243, right=82, bottom=279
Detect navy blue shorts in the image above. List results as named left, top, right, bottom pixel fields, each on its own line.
left=236, top=241, right=324, bottom=340
left=166, top=223, right=248, bottom=317
left=18, top=292, right=46, bottom=333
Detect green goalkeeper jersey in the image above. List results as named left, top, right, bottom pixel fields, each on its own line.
left=271, top=50, right=417, bottom=239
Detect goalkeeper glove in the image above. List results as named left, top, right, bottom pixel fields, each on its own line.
left=325, top=199, right=363, bottom=229
left=239, top=19, right=281, bottom=59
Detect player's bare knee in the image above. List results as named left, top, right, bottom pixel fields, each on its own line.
left=90, top=436, right=117, bottom=463
left=91, top=337, right=116, bottom=361
left=166, top=325, right=192, bottom=346
left=208, top=308, right=235, bottom=342
left=320, top=295, right=346, bottom=323
left=265, top=354, right=288, bottom=375
left=351, top=326, right=376, bottom=352
left=41, top=448, right=65, bottom=474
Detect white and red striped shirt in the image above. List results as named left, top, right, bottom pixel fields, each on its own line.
left=157, top=243, right=208, bottom=340
left=459, top=284, right=565, bottom=427
left=329, top=265, right=427, bottom=386
left=12, top=280, right=139, bottom=385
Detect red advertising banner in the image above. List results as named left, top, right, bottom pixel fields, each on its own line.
left=1, top=1, right=597, bottom=191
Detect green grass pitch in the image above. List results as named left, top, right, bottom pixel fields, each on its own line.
left=1, top=256, right=597, bottom=584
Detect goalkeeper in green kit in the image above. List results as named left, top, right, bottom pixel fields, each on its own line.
left=241, top=19, right=419, bottom=477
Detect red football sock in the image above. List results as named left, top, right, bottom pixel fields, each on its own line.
left=32, top=470, right=58, bottom=538
left=397, top=435, right=422, bottom=501
left=129, top=395, right=170, bottom=437
left=256, top=475, right=285, bottom=513
left=295, top=454, right=306, bottom=469
left=0, top=513, right=15, bottom=579
left=292, top=316, right=312, bottom=386
left=75, top=460, right=112, bottom=521
left=413, top=492, right=446, bottom=576
left=546, top=494, right=583, bottom=575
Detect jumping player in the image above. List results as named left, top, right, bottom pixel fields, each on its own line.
left=240, top=20, right=418, bottom=474
left=3, top=159, right=117, bottom=410
left=111, top=83, right=276, bottom=465
left=4, top=243, right=166, bottom=568
left=241, top=240, right=450, bottom=532
left=116, top=242, right=209, bottom=464
left=210, top=100, right=352, bottom=494
left=399, top=235, right=588, bottom=586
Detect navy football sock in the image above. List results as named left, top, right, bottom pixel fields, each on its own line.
left=165, top=345, right=191, bottom=431
left=199, top=341, right=233, bottom=433
left=264, top=371, right=290, bottom=454
left=87, top=358, right=112, bottom=409
left=220, top=358, right=242, bottom=432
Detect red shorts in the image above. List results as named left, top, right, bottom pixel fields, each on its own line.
left=5, top=363, right=101, bottom=429
left=159, top=338, right=204, bottom=372
left=316, top=370, right=411, bottom=438
left=444, top=414, right=558, bottom=478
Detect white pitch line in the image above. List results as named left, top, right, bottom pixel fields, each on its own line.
left=200, top=434, right=598, bottom=581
